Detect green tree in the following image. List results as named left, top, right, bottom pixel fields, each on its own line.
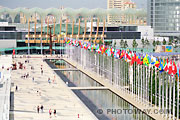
left=120, top=39, right=124, bottom=48
left=156, top=40, right=161, bottom=45
left=99, top=39, right=103, bottom=45
left=113, top=41, right=117, bottom=48
left=168, top=38, right=173, bottom=45
left=145, top=38, right=150, bottom=46
left=174, top=39, right=178, bottom=48
left=123, top=40, right=128, bottom=48
left=152, top=40, right=156, bottom=47
left=141, top=38, right=145, bottom=48
left=162, top=39, right=166, bottom=45
left=132, top=39, right=138, bottom=48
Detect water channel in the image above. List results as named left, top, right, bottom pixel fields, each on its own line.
left=46, top=59, right=154, bottom=120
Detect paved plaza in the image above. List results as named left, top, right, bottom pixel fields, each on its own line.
left=10, top=56, right=97, bottom=120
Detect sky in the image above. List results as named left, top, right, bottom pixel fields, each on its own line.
left=0, top=0, right=147, bottom=9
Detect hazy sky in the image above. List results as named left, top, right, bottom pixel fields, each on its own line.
left=0, top=0, right=147, bottom=9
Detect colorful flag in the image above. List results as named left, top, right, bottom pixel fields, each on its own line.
left=163, top=59, right=169, bottom=72
left=168, top=60, right=173, bottom=75
left=177, top=62, right=180, bottom=77
left=155, top=58, right=160, bottom=68
left=158, top=59, right=164, bottom=73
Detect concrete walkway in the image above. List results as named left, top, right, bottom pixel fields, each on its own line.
left=10, top=57, right=97, bottom=120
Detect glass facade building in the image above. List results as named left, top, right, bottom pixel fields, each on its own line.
left=147, top=0, right=180, bottom=37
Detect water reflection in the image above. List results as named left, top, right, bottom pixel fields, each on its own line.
left=48, top=60, right=153, bottom=120
left=50, top=59, right=74, bottom=69
left=73, top=90, right=154, bottom=120
left=55, top=70, right=103, bottom=87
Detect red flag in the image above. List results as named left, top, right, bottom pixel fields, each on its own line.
left=13, top=49, right=15, bottom=55
left=164, top=59, right=169, bottom=72
left=130, top=53, right=136, bottom=66
left=172, top=61, right=177, bottom=75
left=168, top=60, right=172, bottom=75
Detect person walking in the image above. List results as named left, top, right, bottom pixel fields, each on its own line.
left=40, top=105, right=44, bottom=113
left=32, top=77, right=34, bottom=82
left=37, top=106, right=40, bottom=113
left=54, top=109, right=56, bottom=117
left=49, top=109, right=52, bottom=118
left=41, top=70, right=43, bottom=75
left=15, top=85, right=18, bottom=91
left=48, top=78, right=51, bottom=84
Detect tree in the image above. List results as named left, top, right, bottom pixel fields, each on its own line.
left=99, top=39, right=103, bottom=45
left=174, top=39, right=178, bottom=48
left=120, top=39, right=124, bottom=48
left=123, top=40, right=128, bottom=48
left=141, top=38, right=145, bottom=48
left=145, top=38, right=150, bottom=46
left=132, top=39, right=138, bottom=48
left=156, top=40, right=161, bottom=45
left=152, top=40, right=156, bottom=47
left=113, top=41, right=116, bottom=48
left=162, top=38, right=166, bottom=45
left=168, top=38, right=173, bottom=45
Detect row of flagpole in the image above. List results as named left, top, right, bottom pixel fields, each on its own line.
left=66, top=42, right=180, bottom=120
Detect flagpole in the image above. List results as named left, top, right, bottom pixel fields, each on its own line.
left=136, top=62, right=138, bottom=101
left=124, top=60, right=126, bottom=92
left=177, top=75, right=179, bottom=120
left=169, top=76, right=172, bottom=119
left=159, top=72, right=161, bottom=111
left=143, top=65, right=145, bottom=104
left=172, top=76, right=175, bottom=120
left=165, top=73, right=168, bottom=119
left=151, top=66, right=153, bottom=106
left=141, top=65, right=143, bottom=103
left=155, top=67, right=157, bottom=107
left=148, top=65, right=151, bottom=106
left=146, top=65, right=149, bottom=106
left=162, top=72, right=165, bottom=117
left=138, top=64, right=140, bottom=101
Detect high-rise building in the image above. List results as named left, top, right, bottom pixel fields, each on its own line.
left=107, top=0, right=144, bottom=25
left=147, top=0, right=180, bottom=37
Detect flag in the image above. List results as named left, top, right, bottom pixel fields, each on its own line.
left=143, top=54, right=150, bottom=66
left=130, top=53, right=136, bottom=66
left=168, top=60, right=172, bottom=75
left=100, top=45, right=106, bottom=54
left=177, top=62, right=180, bottom=77
left=13, top=49, right=15, bottom=55
left=158, top=59, right=164, bottom=73
left=172, top=61, right=177, bottom=75
left=136, top=56, right=141, bottom=65
left=96, top=45, right=101, bottom=54
left=163, top=59, right=169, bottom=72
left=120, top=50, right=125, bottom=60
left=150, top=56, right=156, bottom=65
left=155, top=58, right=160, bottom=68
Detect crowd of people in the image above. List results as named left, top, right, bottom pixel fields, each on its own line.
left=13, top=58, right=58, bottom=118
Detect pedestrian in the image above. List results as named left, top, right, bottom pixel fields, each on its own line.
left=37, top=90, right=39, bottom=96
left=40, top=105, right=44, bottom=113
left=41, top=70, right=43, bottom=75
left=37, top=106, right=40, bottom=113
left=32, top=77, right=34, bottom=82
left=15, top=85, right=18, bottom=91
left=48, top=78, right=51, bottom=84
left=54, top=109, right=56, bottom=117
left=49, top=109, right=52, bottom=118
